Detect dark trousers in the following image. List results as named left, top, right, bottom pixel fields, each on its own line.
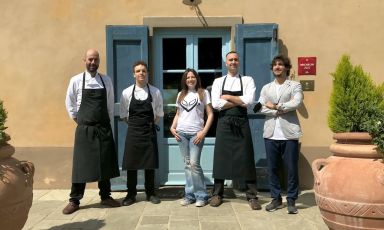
left=69, top=180, right=111, bottom=204
left=212, top=179, right=258, bottom=200
left=127, top=169, right=155, bottom=197
left=264, top=138, right=299, bottom=201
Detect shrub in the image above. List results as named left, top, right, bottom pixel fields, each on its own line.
left=328, top=55, right=384, bottom=132
left=328, top=55, right=384, bottom=159
left=0, top=100, right=8, bottom=146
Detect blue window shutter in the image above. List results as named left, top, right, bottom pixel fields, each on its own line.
left=235, top=23, right=279, bottom=99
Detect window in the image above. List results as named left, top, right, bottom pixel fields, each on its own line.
left=154, top=29, right=230, bottom=138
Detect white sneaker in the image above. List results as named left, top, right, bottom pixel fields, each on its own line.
left=195, top=200, right=207, bottom=207
left=180, top=199, right=194, bottom=206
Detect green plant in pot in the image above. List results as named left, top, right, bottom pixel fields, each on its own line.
left=328, top=55, right=384, bottom=157
left=312, top=55, right=384, bottom=230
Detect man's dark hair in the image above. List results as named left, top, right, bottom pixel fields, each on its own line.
left=132, top=61, right=148, bottom=72
left=270, top=54, right=292, bottom=76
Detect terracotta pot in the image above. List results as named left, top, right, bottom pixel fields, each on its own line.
left=0, top=144, right=35, bottom=230
left=312, top=132, right=384, bottom=230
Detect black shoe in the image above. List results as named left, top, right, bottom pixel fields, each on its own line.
left=265, top=198, right=283, bottom=212
left=101, top=197, right=121, bottom=207
left=147, top=195, right=161, bottom=204
left=287, top=199, right=298, bottom=214
left=122, top=196, right=136, bottom=206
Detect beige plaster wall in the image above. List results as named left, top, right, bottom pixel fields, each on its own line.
left=1, top=0, right=383, bottom=148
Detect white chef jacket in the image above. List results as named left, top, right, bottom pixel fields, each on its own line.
left=119, top=84, right=164, bottom=121
left=65, top=71, right=115, bottom=121
left=211, top=73, right=256, bottom=110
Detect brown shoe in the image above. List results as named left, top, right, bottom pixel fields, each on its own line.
left=101, top=197, right=121, bottom=207
left=62, top=202, right=79, bottom=215
left=248, top=198, right=262, bottom=210
left=209, top=195, right=223, bottom=207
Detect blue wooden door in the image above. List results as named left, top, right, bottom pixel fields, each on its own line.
left=153, top=29, right=231, bottom=186
left=235, top=24, right=279, bottom=189
left=106, top=25, right=149, bottom=190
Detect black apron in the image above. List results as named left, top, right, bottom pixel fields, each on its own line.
left=122, top=84, right=159, bottom=170
left=72, top=73, right=119, bottom=183
left=212, top=75, right=256, bottom=180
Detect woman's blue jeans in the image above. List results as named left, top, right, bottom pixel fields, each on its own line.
left=177, top=131, right=208, bottom=202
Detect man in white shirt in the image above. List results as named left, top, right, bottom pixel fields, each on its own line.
left=209, top=51, right=261, bottom=210
left=258, top=54, right=303, bottom=214
left=63, top=49, right=120, bottom=214
left=119, top=61, right=164, bottom=206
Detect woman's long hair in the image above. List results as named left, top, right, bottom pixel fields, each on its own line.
left=177, top=68, right=205, bottom=104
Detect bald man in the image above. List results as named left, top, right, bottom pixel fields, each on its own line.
left=64, top=49, right=120, bottom=214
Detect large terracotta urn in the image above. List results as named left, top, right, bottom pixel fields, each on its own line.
left=0, top=143, right=35, bottom=230
left=312, top=132, right=384, bottom=230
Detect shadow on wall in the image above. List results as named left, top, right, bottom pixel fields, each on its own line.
left=278, top=39, right=289, bottom=59
left=13, top=147, right=101, bottom=189
left=298, top=102, right=309, bottom=119
left=299, top=150, right=314, bottom=189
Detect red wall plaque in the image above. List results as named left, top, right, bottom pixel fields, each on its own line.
left=298, top=57, right=316, bottom=75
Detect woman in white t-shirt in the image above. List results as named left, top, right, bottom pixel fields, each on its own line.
left=170, top=68, right=214, bottom=207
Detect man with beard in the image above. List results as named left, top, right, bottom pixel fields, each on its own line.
left=210, top=51, right=261, bottom=210
left=64, top=49, right=120, bottom=214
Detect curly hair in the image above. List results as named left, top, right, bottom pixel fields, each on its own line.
left=270, top=54, right=292, bottom=76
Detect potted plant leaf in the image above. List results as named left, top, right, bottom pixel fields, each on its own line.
left=312, top=55, right=384, bottom=230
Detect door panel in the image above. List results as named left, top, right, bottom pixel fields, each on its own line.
left=236, top=24, right=279, bottom=190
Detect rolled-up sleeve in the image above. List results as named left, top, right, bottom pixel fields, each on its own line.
left=119, top=88, right=131, bottom=119
left=239, top=77, right=256, bottom=106
left=211, top=78, right=227, bottom=110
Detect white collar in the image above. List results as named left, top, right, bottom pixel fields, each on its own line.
left=226, top=73, right=240, bottom=78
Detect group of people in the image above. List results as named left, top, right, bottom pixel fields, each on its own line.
left=64, top=48, right=303, bottom=216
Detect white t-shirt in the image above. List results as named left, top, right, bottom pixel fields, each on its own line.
left=176, top=90, right=211, bottom=134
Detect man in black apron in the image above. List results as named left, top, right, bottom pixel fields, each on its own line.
left=119, top=61, right=164, bottom=206
left=209, top=51, right=261, bottom=210
left=64, top=49, right=120, bottom=214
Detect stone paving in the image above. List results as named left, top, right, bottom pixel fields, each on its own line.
left=23, top=188, right=327, bottom=230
